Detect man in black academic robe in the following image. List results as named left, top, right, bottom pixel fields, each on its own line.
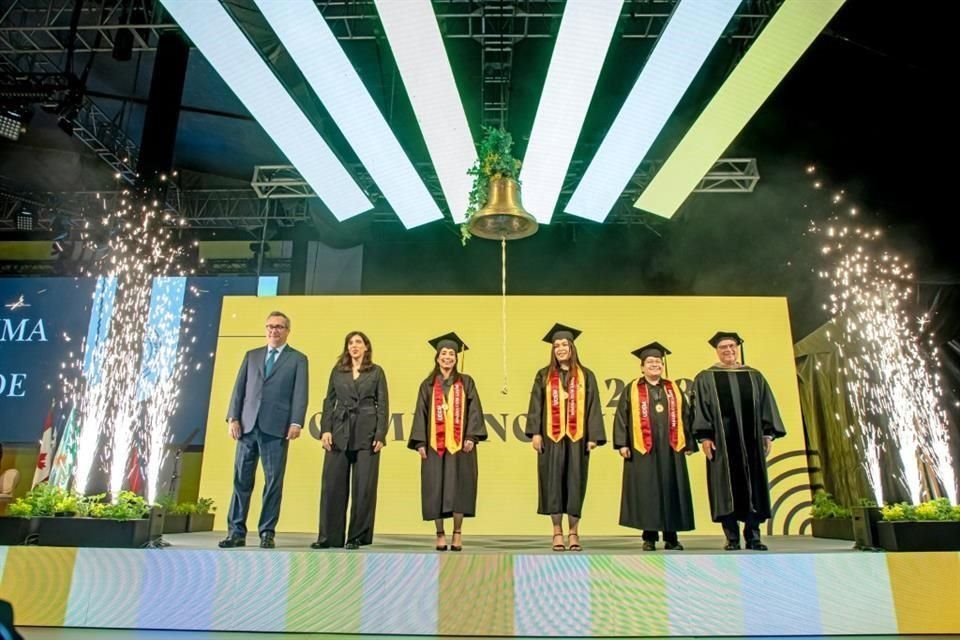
left=692, top=331, right=787, bottom=550
left=614, top=342, right=697, bottom=550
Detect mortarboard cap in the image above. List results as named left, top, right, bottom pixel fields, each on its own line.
left=708, top=331, right=745, bottom=364
left=542, top=323, right=582, bottom=344
left=428, top=332, right=468, bottom=353
left=631, top=341, right=671, bottom=361
left=707, top=331, right=743, bottom=348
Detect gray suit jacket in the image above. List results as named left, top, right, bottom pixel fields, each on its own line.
left=227, top=344, right=309, bottom=439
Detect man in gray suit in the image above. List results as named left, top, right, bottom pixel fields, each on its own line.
left=220, top=311, right=309, bottom=549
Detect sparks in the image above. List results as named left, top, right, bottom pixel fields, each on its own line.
left=813, top=176, right=956, bottom=505
left=59, top=186, right=197, bottom=503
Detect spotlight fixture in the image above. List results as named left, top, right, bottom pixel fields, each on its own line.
left=0, top=108, right=28, bottom=141
left=16, top=207, right=34, bottom=231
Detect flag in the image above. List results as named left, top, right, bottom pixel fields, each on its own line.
left=31, top=403, right=55, bottom=488
left=125, top=446, right=143, bottom=495
left=49, top=407, right=79, bottom=491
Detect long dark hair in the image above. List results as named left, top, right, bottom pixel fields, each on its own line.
left=336, top=331, right=374, bottom=372
left=425, top=348, right=461, bottom=385
left=547, top=338, right=582, bottom=376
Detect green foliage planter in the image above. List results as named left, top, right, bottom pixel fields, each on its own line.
left=156, top=495, right=215, bottom=534
left=877, top=498, right=960, bottom=551
left=876, top=521, right=960, bottom=551
left=8, top=487, right=156, bottom=548
left=187, top=513, right=215, bottom=532
left=162, top=514, right=189, bottom=534
left=811, top=517, right=854, bottom=541
left=0, top=516, right=32, bottom=545
left=32, top=516, right=153, bottom=548
left=810, top=491, right=854, bottom=540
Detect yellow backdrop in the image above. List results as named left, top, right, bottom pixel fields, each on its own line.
left=200, top=296, right=810, bottom=536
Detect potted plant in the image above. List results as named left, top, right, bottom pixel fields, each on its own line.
left=34, top=490, right=154, bottom=548
left=187, top=497, right=216, bottom=532
left=810, top=491, right=854, bottom=540
left=0, top=498, right=34, bottom=545
left=461, top=126, right=523, bottom=244
left=1, top=483, right=74, bottom=544
left=876, top=498, right=960, bottom=551
left=156, top=493, right=189, bottom=534
left=54, top=493, right=80, bottom=518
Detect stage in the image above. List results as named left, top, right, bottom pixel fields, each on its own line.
left=162, top=531, right=856, bottom=553
left=2, top=535, right=959, bottom=637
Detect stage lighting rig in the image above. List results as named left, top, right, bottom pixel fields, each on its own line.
left=0, top=72, right=84, bottom=138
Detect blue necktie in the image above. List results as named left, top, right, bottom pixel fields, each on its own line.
left=265, top=349, right=278, bottom=377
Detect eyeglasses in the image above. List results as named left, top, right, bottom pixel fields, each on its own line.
left=265, top=324, right=288, bottom=331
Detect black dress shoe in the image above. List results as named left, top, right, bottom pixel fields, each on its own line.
left=745, top=540, right=768, bottom=551
left=310, top=540, right=330, bottom=549
left=641, top=541, right=656, bottom=551
left=218, top=535, right=246, bottom=548
left=723, top=541, right=741, bottom=551
left=664, top=541, right=684, bottom=551
left=260, top=534, right=275, bottom=549
left=345, top=540, right=360, bottom=550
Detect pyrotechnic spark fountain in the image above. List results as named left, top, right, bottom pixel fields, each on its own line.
left=59, top=177, right=200, bottom=502
left=811, top=167, right=957, bottom=504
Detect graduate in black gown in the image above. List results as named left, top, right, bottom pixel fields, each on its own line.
left=525, top=323, right=606, bottom=552
left=312, top=331, right=388, bottom=550
left=692, top=331, right=786, bottom=551
left=408, top=332, right=486, bottom=552
left=613, top=342, right=697, bottom=550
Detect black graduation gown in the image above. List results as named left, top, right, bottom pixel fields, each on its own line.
left=316, top=364, right=389, bottom=547
left=408, top=373, right=487, bottom=520
left=613, top=379, right=697, bottom=532
left=691, top=365, right=787, bottom=522
left=525, top=366, right=606, bottom=517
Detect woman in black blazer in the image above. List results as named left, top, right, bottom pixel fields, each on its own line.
left=312, top=331, right=389, bottom=549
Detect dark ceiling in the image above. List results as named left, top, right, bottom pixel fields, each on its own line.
left=0, top=0, right=954, bottom=337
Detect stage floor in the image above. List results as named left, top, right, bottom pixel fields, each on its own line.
left=163, top=531, right=856, bottom=553
left=3, top=538, right=958, bottom=637
left=19, top=631, right=960, bottom=640
left=18, top=631, right=960, bottom=640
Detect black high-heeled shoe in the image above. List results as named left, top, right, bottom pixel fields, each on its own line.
left=436, top=531, right=448, bottom=552
left=450, top=530, right=463, bottom=552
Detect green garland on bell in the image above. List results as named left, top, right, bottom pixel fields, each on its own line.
left=461, top=126, right=522, bottom=245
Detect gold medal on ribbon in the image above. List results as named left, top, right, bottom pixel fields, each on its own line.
left=655, top=403, right=665, bottom=413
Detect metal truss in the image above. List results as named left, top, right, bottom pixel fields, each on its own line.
left=251, top=165, right=318, bottom=200
left=0, top=187, right=308, bottom=233
left=0, top=1, right=780, bottom=52
left=0, top=1, right=774, bottom=231
left=0, top=0, right=778, bottom=136
left=0, top=65, right=140, bottom=183
left=0, top=155, right=758, bottom=231
left=622, top=157, right=759, bottom=196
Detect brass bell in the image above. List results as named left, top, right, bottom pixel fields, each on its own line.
left=465, top=176, right=538, bottom=241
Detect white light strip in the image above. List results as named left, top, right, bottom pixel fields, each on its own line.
left=255, top=0, right=443, bottom=229
left=374, top=0, right=476, bottom=223
left=519, top=0, right=622, bottom=224
left=159, top=0, right=371, bottom=221
left=564, top=0, right=741, bottom=222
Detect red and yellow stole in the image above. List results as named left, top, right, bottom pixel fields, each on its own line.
left=545, top=367, right=586, bottom=443
left=430, top=377, right=465, bottom=456
left=632, top=379, right=685, bottom=454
